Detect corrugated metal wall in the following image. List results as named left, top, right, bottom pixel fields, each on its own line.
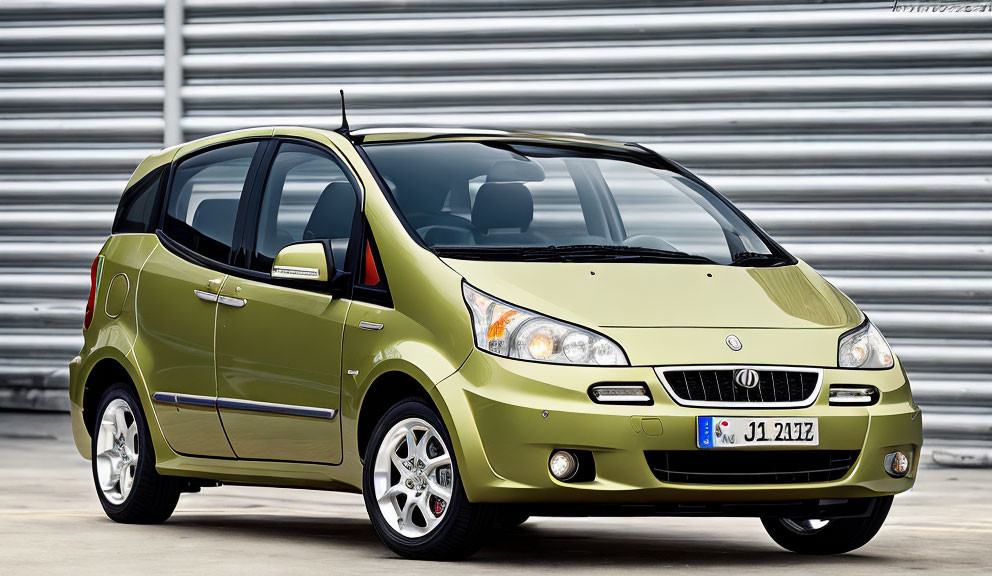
left=0, top=0, right=164, bottom=409
left=1, top=1, right=989, bottom=449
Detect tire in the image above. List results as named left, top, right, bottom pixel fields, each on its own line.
left=362, top=397, right=497, bottom=560
left=91, top=382, right=182, bottom=524
left=496, top=507, right=530, bottom=530
left=761, top=496, right=893, bottom=555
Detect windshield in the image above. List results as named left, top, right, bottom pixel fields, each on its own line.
left=362, top=140, right=785, bottom=266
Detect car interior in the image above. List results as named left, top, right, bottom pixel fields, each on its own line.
left=370, top=142, right=635, bottom=249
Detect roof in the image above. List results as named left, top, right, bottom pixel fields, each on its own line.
left=349, top=126, right=632, bottom=150
left=128, top=125, right=644, bottom=187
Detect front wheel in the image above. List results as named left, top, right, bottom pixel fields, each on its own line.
left=761, top=496, right=893, bottom=555
left=362, top=398, right=496, bottom=560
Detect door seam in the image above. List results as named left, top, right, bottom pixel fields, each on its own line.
left=214, top=275, right=239, bottom=457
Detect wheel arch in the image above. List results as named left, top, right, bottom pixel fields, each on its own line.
left=356, top=370, right=443, bottom=462
left=81, top=354, right=142, bottom=437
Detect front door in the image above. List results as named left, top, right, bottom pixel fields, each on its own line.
left=213, top=140, right=360, bottom=464
left=138, top=139, right=263, bottom=457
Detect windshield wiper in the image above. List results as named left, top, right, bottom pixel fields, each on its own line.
left=545, top=244, right=716, bottom=264
left=433, top=246, right=562, bottom=262
left=731, top=250, right=787, bottom=267
left=435, top=244, right=714, bottom=264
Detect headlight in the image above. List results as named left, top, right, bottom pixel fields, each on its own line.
left=462, top=283, right=627, bottom=366
left=838, top=320, right=894, bottom=369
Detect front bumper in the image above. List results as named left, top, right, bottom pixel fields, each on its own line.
left=436, top=351, right=922, bottom=504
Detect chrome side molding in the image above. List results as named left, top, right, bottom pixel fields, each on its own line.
left=152, top=392, right=216, bottom=409
left=217, top=398, right=336, bottom=420
left=153, top=391, right=336, bottom=420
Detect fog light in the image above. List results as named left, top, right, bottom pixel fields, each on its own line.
left=549, top=450, right=579, bottom=481
left=884, top=451, right=910, bottom=477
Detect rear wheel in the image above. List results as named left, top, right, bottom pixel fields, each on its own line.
left=362, top=398, right=497, bottom=560
left=761, top=496, right=893, bottom=555
left=91, top=383, right=182, bottom=524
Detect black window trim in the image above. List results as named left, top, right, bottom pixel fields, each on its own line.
left=235, top=136, right=366, bottom=299
left=352, top=218, right=393, bottom=308
left=156, top=136, right=271, bottom=267
left=113, top=165, right=167, bottom=234
left=155, top=134, right=385, bottom=301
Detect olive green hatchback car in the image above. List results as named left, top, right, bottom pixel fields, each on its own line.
left=71, top=126, right=922, bottom=560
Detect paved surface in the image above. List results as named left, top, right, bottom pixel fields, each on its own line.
left=1, top=411, right=990, bottom=575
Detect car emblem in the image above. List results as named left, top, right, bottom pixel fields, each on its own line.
left=734, top=368, right=761, bottom=389
left=725, top=334, right=742, bottom=351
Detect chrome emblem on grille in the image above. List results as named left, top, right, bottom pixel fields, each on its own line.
left=725, top=334, right=743, bottom=351
left=734, top=368, right=761, bottom=389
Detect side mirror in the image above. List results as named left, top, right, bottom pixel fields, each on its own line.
left=271, top=242, right=332, bottom=282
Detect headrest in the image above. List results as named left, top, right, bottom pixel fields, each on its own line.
left=472, top=182, right=533, bottom=233
left=304, top=182, right=356, bottom=241
left=486, top=160, right=545, bottom=183
left=191, top=198, right=238, bottom=244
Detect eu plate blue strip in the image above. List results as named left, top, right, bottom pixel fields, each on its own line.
left=697, top=416, right=714, bottom=448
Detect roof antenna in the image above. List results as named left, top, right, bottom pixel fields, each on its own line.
left=337, top=89, right=350, bottom=135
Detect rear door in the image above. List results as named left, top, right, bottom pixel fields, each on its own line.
left=137, top=139, right=265, bottom=457
left=213, top=139, right=361, bottom=464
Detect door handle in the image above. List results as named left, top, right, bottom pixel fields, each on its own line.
left=217, top=295, right=246, bottom=308
left=193, top=289, right=219, bottom=303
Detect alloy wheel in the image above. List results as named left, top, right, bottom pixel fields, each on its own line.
left=95, top=398, right=139, bottom=505
left=372, top=417, right=454, bottom=538
left=781, top=518, right=831, bottom=534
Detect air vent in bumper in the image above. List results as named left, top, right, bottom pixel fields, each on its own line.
left=645, top=450, right=860, bottom=485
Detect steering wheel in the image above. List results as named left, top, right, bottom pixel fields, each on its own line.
left=623, top=234, right=680, bottom=252
left=419, top=224, right=476, bottom=246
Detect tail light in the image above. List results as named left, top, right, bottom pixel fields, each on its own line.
left=84, top=255, right=104, bottom=330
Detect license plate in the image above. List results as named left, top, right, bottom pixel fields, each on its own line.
left=697, top=416, right=818, bottom=448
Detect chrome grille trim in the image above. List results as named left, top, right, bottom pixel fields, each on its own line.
left=654, top=365, right=823, bottom=408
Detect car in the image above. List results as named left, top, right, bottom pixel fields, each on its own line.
left=69, top=125, right=922, bottom=560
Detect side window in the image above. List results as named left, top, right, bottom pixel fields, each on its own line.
left=163, top=141, right=259, bottom=263
left=113, top=169, right=163, bottom=233
left=253, top=142, right=357, bottom=273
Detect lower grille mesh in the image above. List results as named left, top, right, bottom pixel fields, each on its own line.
left=645, top=450, right=860, bottom=485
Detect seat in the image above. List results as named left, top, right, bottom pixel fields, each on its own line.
left=191, top=198, right=238, bottom=244
left=471, top=182, right=543, bottom=245
left=302, top=182, right=356, bottom=268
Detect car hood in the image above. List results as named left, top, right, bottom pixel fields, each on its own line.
left=441, top=258, right=862, bottom=331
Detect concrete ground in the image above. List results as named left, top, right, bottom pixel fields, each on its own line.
left=1, top=412, right=989, bottom=575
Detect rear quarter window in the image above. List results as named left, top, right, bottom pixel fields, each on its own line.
left=113, top=168, right=164, bottom=234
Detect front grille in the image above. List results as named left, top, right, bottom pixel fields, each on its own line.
left=658, top=367, right=820, bottom=407
left=645, top=450, right=860, bottom=485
